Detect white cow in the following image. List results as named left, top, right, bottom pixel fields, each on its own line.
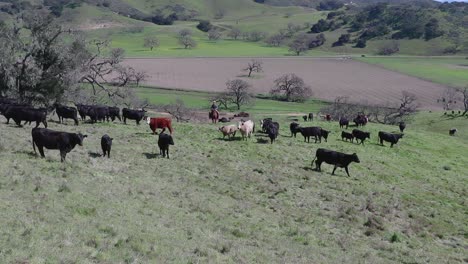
left=238, top=120, right=255, bottom=140
left=219, top=125, right=238, bottom=140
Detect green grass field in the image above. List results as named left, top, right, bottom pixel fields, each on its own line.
left=136, top=86, right=327, bottom=114
left=0, top=110, right=466, bottom=263
left=356, top=57, right=468, bottom=88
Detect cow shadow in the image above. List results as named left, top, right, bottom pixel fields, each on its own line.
left=88, top=152, right=102, bottom=158
left=216, top=137, right=242, bottom=142
left=14, top=150, right=37, bottom=158
left=302, top=166, right=315, bottom=172
left=143, top=152, right=160, bottom=159
left=256, top=138, right=270, bottom=144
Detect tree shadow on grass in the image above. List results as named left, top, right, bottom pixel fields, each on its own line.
left=143, top=152, right=160, bottom=159
left=88, top=152, right=102, bottom=158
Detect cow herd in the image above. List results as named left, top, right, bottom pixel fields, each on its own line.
left=0, top=98, right=175, bottom=161
left=1, top=97, right=459, bottom=177
left=217, top=114, right=407, bottom=176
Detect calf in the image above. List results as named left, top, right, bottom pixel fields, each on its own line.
left=122, top=108, right=146, bottom=125
left=260, top=118, right=273, bottom=132
left=308, top=113, right=313, bottom=121
left=449, top=128, right=457, bottom=136
left=352, top=129, right=370, bottom=145
left=339, top=117, right=349, bottom=129
left=378, top=131, right=404, bottom=147
left=298, top=127, right=330, bottom=143
left=341, top=131, right=354, bottom=143
left=312, top=148, right=360, bottom=177
left=302, top=115, right=308, bottom=122
left=399, top=122, right=406, bottom=133
left=146, top=117, right=174, bottom=134
left=32, top=128, right=87, bottom=162
left=219, top=125, right=238, bottom=140
left=108, top=107, right=121, bottom=122
left=158, top=133, right=174, bottom=158
left=54, top=103, right=79, bottom=125
left=266, top=122, right=279, bottom=144
left=290, top=122, right=300, bottom=138
left=238, top=120, right=255, bottom=140
left=101, top=134, right=113, bottom=158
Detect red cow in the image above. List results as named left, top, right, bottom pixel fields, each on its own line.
left=146, top=117, right=174, bottom=134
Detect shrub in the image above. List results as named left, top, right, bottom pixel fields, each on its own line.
left=197, top=20, right=212, bottom=32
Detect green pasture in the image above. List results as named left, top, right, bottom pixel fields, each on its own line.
left=357, top=57, right=468, bottom=88
left=136, top=86, right=327, bottom=114
left=0, top=109, right=466, bottom=263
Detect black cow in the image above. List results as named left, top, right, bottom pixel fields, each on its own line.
left=88, top=106, right=109, bottom=123
left=352, top=129, right=370, bottom=145
left=158, top=133, right=174, bottom=158
left=312, top=148, right=360, bottom=177
left=353, top=115, right=368, bottom=127
left=341, top=131, right=354, bottom=142
left=32, top=128, right=87, bottom=162
left=260, top=118, right=273, bottom=132
left=1, top=103, right=31, bottom=124
left=302, top=115, right=308, bottom=122
left=339, top=117, right=349, bottom=129
left=378, top=131, right=403, bottom=147
left=5, top=106, right=48, bottom=128
left=54, top=103, right=79, bottom=125
left=101, top=134, right=113, bottom=158
left=449, top=128, right=457, bottom=136
left=75, top=104, right=91, bottom=121
left=290, top=122, right=300, bottom=138
left=308, top=113, right=314, bottom=121
left=267, top=124, right=279, bottom=144
left=298, top=127, right=330, bottom=143
left=399, top=122, right=406, bottom=133
left=108, top=107, right=121, bottom=122
left=218, top=117, right=230, bottom=123
left=122, top=108, right=146, bottom=125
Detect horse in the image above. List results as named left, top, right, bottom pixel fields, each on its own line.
left=209, top=109, right=219, bottom=123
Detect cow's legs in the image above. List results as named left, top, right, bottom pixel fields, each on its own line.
left=345, top=167, right=350, bottom=177
left=167, top=149, right=170, bottom=159
left=60, top=150, right=67, bottom=162
left=390, top=143, right=394, bottom=148
left=315, top=160, right=322, bottom=171
left=43, top=120, right=47, bottom=128
left=332, top=165, right=337, bottom=175
left=38, top=146, right=45, bottom=158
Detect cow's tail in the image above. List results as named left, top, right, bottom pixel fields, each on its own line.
left=311, top=155, right=317, bottom=167
left=32, top=134, right=37, bottom=155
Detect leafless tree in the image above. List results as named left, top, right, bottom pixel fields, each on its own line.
left=113, top=66, right=135, bottom=87
left=143, top=35, right=160, bottom=51
left=208, top=29, right=221, bottom=41
left=226, top=79, right=253, bottom=110
left=397, top=91, right=418, bottom=116
left=271, top=74, right=312, bottom=102
left=133, top=71, right=148, bottom=87
left=159, top=99, right=194, bottom=122
left=288, top=34, right=309, bottom=56
left=179, top=35, right=197, bottom=49
left=286, top=22, right=301, bottom=37
left=456, top=86, right=468, bottom=115
left=438, top=87, right=458, bottom=110
left=265, top=34, right=284, bottom=47
left=247, top=31, right=267, bottom=42
left=228, top=28, right=241, bottom=40
left=243, top=59, right=263, bottom=77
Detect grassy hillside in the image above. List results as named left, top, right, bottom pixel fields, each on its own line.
left=0, top=109, right=466, bottom=263
left=356, top=57, right=468, bottom=88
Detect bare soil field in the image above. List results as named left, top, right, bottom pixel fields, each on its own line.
left=124, top=58, right=449, bottom=109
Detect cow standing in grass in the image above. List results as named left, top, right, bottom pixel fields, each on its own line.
left=238, top=120, right=255, bottom=140
left=101, top=134, right=113, bottom=158
left=219, top=125, right=238, bottom=140
left=298, top=127, right=330, bottom=143
left=290, top=122, right=300, bottom=138
left=352, top=129, right=370, bottom=145
left=122, top=108, right=146, bottom=125
left=32, top=128, right=87, bottom=162
left=339, top=117, right=349, bottom=129
left=312, top=148, right=360, bottom=177
left=158, top=133, right=174, bottom=158
left=378, top=131, right=404, bottom=147
left=54, top=103, right=79, bottom=125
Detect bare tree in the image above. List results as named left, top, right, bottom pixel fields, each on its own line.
left=398, top=91, right=418, bottom=117
left=179, top=35, right=197, bottom=49
left=208, top=29, right=221, bottom=41
left=133, top=71, right=148, bottom=87
left=288, top=34, right=309, bottom=56
left=143, top=35, right=160, bottom=51
left=456, top=86, right=468, bottom=115
left=228, top=27, right=241, bottom=40
left=226, top=79, right=252, bottom=110
left=271, top=74, right=312, bottom=102
left=243, top=59, right=263, bottom=77
left=438, top=87, right=458, bottom=110
left=159, top=99, right=194, bottom=122
left=247, top=31, right=267, bottom=42
left=285, top=22, right=301, bottom=37
left=265, top=34, right=284, bottom=47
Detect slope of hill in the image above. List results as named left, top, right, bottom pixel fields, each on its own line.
left=0, top=111, right=466, bottom=263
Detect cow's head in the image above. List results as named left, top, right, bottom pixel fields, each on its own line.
left=75, top=133, right=88, bottom=146
left=218, top=126, right=224, bottom=131
left=321, top=129, right=330, bottom=140
left=351, top=153, right=360, bottom=163
left=365, top=132, right=371, bottom=139
left=145, top=117, right=151, bottom=125
left=398, top=134, right=404, bottom=139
